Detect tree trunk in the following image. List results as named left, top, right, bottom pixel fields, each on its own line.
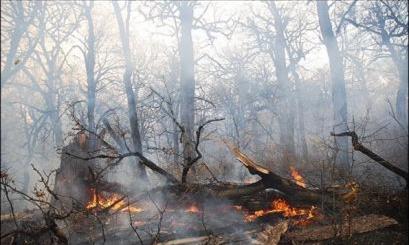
left=173, top=103, right=180, bottom=165
left=269, top=2, right=296, bottom=164
left=179, top=2, right=196, bottom=182
left=317, top=0, right=350, bottom=169
left=395, top=57, right=408, bottom=125
left=293, top=71, right=309, bottom=161
left=84, top=4, right=97, bottom=152
left=386, top=44, right=408, bottom=126
left=112, top=2, right=148, bottom=180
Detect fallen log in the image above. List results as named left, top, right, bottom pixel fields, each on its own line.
left=285, top=214, right=398, bottom=241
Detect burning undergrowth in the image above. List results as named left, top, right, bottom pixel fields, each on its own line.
left=64, top=141, right=324, bottom=243
left=3, top=135, right=402, bottom=245
left=70, top=165, right=321, bottom=244
left=77, top=191, right=320, bottom=244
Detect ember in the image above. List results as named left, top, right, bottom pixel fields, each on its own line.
left=289, top=166, right=307, bottom=188
left=86, top=188, right=142, bottom=213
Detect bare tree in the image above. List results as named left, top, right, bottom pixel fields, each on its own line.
left=139, top=1, right=234, bottom=181
left=344, top=1, right=408, bottom=126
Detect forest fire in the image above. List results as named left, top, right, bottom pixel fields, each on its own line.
left=86, top=188, right=142, bottom=213
left=243, top=198, right=316, bottom=223
left=289, top=166, right=307, bottom=188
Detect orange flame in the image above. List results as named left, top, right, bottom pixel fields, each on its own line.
left=185, top=204, right=200, bottom=213
left=289, top=166, right=306, bottom=188
left=86, top=188, right=142, bottom=213
left=243, top=198, right=316, bottom=223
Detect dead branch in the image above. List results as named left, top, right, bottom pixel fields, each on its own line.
left=331, top=131, right=408, bottom=184
left=181, top=118, right=225, bottom=183
left=65, top=151, right=179, bottom=183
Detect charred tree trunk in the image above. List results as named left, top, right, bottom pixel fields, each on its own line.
left=53, top=135, right=93, bottom=209
left=317, top=0, right=350, bottom=169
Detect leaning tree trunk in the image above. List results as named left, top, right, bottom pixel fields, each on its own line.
left=179, top=2, right=196, bottom=183
left=317, top=0, right=350, bottom=169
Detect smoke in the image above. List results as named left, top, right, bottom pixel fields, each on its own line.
left=1, top=2, right=407, bottom=243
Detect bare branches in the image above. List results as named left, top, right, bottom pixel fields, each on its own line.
left=65, top=150, right=179, bottom=184
left=335, top=0, right=358, bottom=34
left=1, top=1, right=45, bottom=88
left=0, top=169, right=73, bottom=244
left=181, top=118, right=224, bottom=183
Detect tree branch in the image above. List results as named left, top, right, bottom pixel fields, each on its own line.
left=331, top=131, right=408, bottom=184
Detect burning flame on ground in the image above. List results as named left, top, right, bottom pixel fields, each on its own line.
left=241, top=198, right=316, bottom=223
left=86, top=188, right=142, bottom=213
left=289, top=166, right=306, bottom=188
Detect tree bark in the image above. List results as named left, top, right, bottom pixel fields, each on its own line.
left=317, top=0, right=350, bottom=169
